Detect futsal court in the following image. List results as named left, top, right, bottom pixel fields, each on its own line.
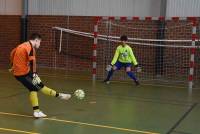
left=1, top=16, right=200, bottom=134
left=0, top=68, right=199, bottom=134
left=1, top=0, right=200, bottom=134
left=1, top=17, right=200, bottom=134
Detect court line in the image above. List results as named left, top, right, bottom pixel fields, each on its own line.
left=166, top=103, right=198, bottom=134
left=0, top=127, right=39, bottom=134
left=0, top=112, right=160, bottom=134
left=46, top=118, right=159, bottom=134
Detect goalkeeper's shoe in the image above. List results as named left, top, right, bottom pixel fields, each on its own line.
left=103, top=79, right=110, bottom=84
left=59, top=93, right=71, bottom=100
left=33, top=111, right=47, bottom=118
left=134, top=80, right=140, bottom=86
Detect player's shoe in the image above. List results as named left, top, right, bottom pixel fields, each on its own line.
left=103, top=79, right=110, bottom=84
left=135, top=80, right=140, bottom=86
left=58, top=93, right=71, bottom=100
left=33, top=111, right=47, bottom=118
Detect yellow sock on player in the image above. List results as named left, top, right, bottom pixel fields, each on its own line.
left=41, top=86, right=57, bottom=97
left=29, top=91, right=39, bottom=112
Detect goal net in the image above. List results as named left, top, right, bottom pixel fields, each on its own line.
left=52, top=26, right=93, bottom=79
left=52, top=17, right=200, bottom=88
left=97, top=17, right=199, bottom=88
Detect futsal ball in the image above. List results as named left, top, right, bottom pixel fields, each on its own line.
left=74, top=89, right=85, bottom=100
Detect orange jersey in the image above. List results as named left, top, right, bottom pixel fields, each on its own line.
left=10, top=41, right=36, bottom=76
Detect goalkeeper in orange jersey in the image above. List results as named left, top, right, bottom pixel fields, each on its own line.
left=103, top=35, right=140, bottom=85
left=10, top=33, right=71, bottom=118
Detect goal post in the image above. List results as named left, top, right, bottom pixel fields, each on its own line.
left=94, top=16, right=198, bottom=90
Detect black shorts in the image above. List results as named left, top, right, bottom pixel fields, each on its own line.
left=15, top=72, right=44, bottom=91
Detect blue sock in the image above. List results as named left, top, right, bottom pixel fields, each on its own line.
left=105, top=69, right=114, bottom=81
left=126, top=71, right=137, bottom=81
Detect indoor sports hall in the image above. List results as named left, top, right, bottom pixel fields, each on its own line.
left=0, top=0, right=200, bottom=134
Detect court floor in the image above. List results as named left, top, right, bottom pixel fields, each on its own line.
left=0, top=69, right=199, bottom=134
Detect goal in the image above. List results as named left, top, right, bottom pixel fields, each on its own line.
left=52, top=17, right=199, bottom=90
left=94, top=17, right=199, bottom=90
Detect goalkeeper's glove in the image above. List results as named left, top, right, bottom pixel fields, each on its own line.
left=135, top=64, right=142, bottom=72
left=106, top=64, right=113, bottom=72
left=32, top=73, right=42, bottom=85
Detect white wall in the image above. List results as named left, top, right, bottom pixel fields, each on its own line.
left=134, top=0, right=161, bottom=17
left=166, top=0, right=200, bottom=17
left=0, top=0, right=22, bottom=15
left=29, top=0, right=161, bottom=16
left=1, top=0, right=199, bottom=17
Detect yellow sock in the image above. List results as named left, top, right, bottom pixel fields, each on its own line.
left=30, top=91, right=39, bottom=112
left=41, top=86, right=57, bottom=97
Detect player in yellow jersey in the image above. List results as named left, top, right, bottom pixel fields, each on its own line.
left=10, top=33, right=71, bottom=118
left=103, top=35, right=140, bottom=85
